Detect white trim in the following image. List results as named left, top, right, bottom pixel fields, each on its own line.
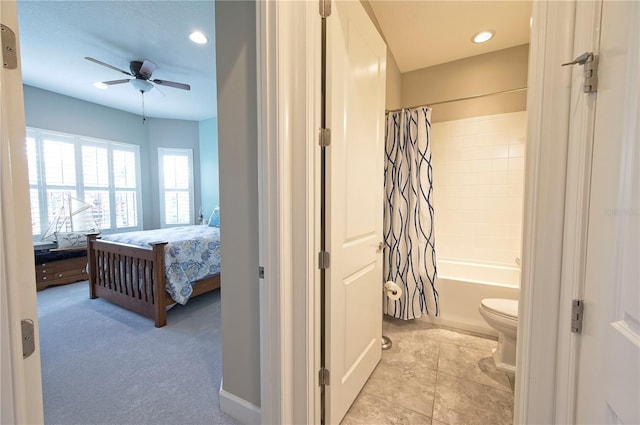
left=515, top=1, right=576, bottom=423
left=258, top=1, right=321, bottom=424
left=0, top=1, right=44, bottom=422
left=219, top=381, right=262, bottom=425
left=554, top=1, right=602, bottom=423
left=257, top=1, right=282, bottom=424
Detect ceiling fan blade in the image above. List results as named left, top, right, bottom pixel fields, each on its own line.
left=151, top=79, right=191, bottom=91
left=85, top=57, right=132, bottom=76
left=103, top=79, right=131, bottom=85
left=139, top=59, right=157, bottom=78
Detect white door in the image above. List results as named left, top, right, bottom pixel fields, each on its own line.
left=0, top=0, right=45, bottom=423
left=574, top=1, right=640, bottom=423
left=325, top=1, right=386, bottom=423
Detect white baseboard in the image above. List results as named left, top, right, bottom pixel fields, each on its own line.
left=219, top=380, right=261, bottom=425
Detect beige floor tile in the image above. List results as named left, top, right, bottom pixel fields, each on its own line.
left=383, top=316, right=436, bottom=335
left=422, top=327, right=497, bottom=352
left=383, top=317, right=497, bottom=353
left=380, top=330, right=440, bottom=373
left=341, top=393, right=432, bottom=425
left=431, top=420, right=447, bottom=425
left=437, top=342, right=511, bottom=391
left=432, top=372, right=514, bottom=425
left=361, top=362, right=437, bottom=417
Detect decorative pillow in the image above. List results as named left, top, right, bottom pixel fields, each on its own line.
left=208, top=206, right=220, bottom=227
left=55, top=231, right=88, bottom=249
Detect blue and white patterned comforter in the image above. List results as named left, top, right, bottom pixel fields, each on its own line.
left=100, top=226, right=221, bottom=304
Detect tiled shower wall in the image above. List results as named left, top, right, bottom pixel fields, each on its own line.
left=430, top=111, right=526, bottom=269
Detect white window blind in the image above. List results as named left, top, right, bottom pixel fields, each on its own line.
left=158, top=148, right=194, bottom=227
left=26, top=128, right=142, bottom=238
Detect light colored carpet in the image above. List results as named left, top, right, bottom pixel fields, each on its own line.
left=37, top=281, right=239, bottom=425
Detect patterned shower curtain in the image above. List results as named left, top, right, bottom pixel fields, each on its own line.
left=383, top=107, right=438, bottom=320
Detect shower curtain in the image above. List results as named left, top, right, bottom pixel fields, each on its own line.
left=384, top=107, right=438, bottom=320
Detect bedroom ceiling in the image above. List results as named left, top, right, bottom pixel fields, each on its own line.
left=17, top=1, right=217, bottom=121
left=16, top=1, right=530, bottom=121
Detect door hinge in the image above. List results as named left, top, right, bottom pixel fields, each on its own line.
left=21, top=319, right=35, bottom=359
left=319, top=0, right=331, bottom=18
left=561, top=52, right=598, bottom=93
left=1, top=24, right=18, bottom=70
left=319, top=368, right=330, bottom=386
left=571, top=299, right=584, bottom=334
left=319, top=128, right=331, bottom=147
left=318, top=251, right=330, bottom=269
left=258, top=266, right=265, bottom=279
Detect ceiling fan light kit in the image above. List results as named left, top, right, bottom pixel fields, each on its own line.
left=129, top=79, right=153, bottom=93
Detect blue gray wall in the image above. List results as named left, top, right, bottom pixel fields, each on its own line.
left=215, top=0, right=261, bottom=408
left=199, top=117, right=220, bottom=219
left=22, top=85, right=206, bottom=230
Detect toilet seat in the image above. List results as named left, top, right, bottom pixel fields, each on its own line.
left=480, top=298, right=518, bottom=321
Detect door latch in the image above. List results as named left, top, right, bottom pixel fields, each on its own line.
left=562, top=52, right=598, bottom=93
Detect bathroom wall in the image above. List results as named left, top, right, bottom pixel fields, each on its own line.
left=431, top=111, right=526, bottom=270
left=402, top=44, right=529, bottom=122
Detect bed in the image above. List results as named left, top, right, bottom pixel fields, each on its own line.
left=87, top=225, right=221, bottom=327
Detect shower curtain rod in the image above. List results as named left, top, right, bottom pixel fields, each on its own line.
left=385, top=87, right=527, bottom=113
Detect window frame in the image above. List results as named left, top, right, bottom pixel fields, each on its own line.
left=158, top=147, right=195, bottom=228
left=27, top=127, right=143, bottom=239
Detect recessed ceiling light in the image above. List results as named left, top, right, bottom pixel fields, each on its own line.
left=472, top=30, right=495, bottom=44
left=93, top=82, right=108, bottom=90
left=189, top=31, right=208, bottom=45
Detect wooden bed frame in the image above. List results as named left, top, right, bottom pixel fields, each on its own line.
left=87, top=234, right=220, bottom=327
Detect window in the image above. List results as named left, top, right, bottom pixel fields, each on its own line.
left=158, top=148, right=194, bottom=227
left=27, top=128, right=142, bottom=238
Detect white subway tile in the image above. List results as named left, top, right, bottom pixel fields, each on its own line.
left=507, top=171, right=524, bottom=185
left=471, top=159, right=493, bottom=172
left=492, top=171, right=508, bottom=185
left=507, top=184, right=523, bottom=198
left=492, top=185, right=508, bottom=198
left=509, top=143, right=525, bottom=158
left=449, top=121, right=466, bottom=137
left=492, top=158, right=509, bottom=171
left=492, top=144, right=510, bottom=159
left=509, top=157, right=525, bottom=171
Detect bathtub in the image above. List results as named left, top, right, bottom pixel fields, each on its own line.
left=421, top=259, right=520, bottom=337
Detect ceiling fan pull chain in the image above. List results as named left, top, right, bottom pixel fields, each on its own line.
left=141, top=92, right=146, bottom=124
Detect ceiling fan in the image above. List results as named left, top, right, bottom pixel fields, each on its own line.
left=85, top=57, right=191, bottom=93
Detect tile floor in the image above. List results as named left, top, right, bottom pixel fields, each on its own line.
left=342, top=318, right=515, bottom=425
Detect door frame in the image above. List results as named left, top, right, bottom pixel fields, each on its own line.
left=257, top=1, right=321, bottom=424
left=1, top=0, right=45, bottom=422
left=258, top=1, right=595, bottom=424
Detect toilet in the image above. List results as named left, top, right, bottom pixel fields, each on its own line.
left=478, top=298, right=518, bottom=374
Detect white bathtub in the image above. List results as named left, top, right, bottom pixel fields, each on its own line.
left=421, top=259, right=520, bottom=337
